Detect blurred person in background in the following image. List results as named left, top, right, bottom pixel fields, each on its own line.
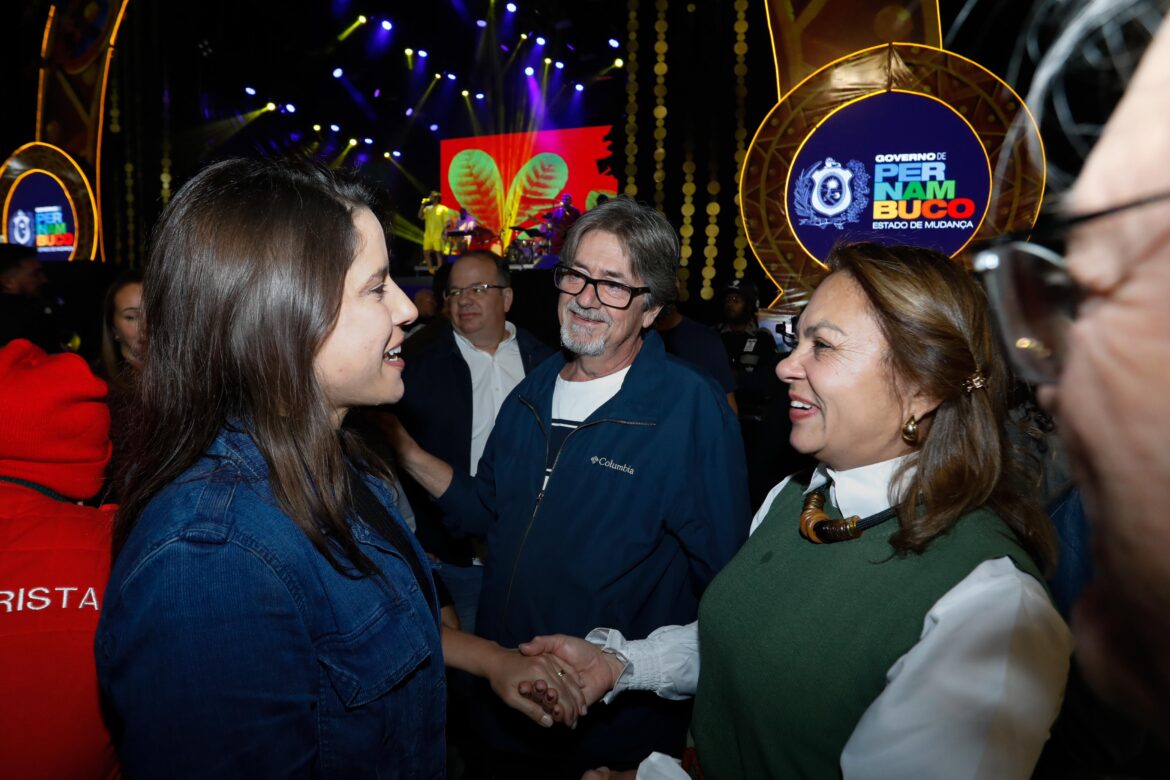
left=0, top=339, right=119, bottom=780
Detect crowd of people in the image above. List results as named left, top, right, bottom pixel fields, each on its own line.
left=4, top=14, right=1170, bottom=780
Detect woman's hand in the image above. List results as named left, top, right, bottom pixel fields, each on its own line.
left=480, top=644, right=588, bottom=727
left=442, top=628, right=585, bottom=726
left=518, top=634, right=625, bottom=710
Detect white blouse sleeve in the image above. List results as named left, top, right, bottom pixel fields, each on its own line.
left=585, top=476, right=794, bottom=705
left=840, top=557, right=1072, bottom=780
left=585, top=622, right=699, bottom=703
left=635, top=752, right=691, bottom=780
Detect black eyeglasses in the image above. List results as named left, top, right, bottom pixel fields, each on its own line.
left=553, top=264, right=651, bottom=310
left=971, top=190, right=1170, bottom=384
left=447, top=283, right=507, bottom=299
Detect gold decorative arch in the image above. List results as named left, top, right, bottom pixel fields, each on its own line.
left=742, top=7, right=1046, bottom=310
left=0, top=0, right=132, bottom=260
left=0, top=142, right=100, bottom=261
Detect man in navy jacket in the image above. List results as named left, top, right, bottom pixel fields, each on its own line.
left=393, top=199, right=750, bottom=778
left=395, top=251, right=554, bottom=631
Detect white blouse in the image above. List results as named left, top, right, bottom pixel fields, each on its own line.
left=587, top=457, right=1072, bottom=780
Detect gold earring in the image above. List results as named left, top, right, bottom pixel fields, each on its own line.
left=901, top=415, right=918, bottom=445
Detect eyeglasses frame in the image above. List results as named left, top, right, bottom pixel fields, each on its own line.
left=553, top=264, right=652, bottom=310
left=972, top=189, right=1170, bottom=384
left=446, top=283, right=508, bottom=299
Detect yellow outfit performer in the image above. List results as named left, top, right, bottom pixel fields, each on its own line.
left=418, top=192, right=452, bottom=272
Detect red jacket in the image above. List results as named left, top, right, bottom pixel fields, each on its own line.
left=0, top=485, right=119, bottom=779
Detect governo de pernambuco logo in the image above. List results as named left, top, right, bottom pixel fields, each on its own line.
left=786, top=91, right=992, bottom=262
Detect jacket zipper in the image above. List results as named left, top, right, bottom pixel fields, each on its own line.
left=499, top=397, right=655, bottom=631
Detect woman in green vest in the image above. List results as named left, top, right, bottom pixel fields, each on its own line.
left=521, top=242, right=1070, bottom=779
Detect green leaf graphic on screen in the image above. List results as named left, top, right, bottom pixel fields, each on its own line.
left=448, top=150, right=568, bottom=245
left=449, top=150, right=504, bottom=232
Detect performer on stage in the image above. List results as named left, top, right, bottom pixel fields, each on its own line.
left=543, top=193, right=581, bottom=256
left=418, top=191, right=453, bottom=273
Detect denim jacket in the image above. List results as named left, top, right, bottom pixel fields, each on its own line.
left=95, top=426, right=446, bottom=778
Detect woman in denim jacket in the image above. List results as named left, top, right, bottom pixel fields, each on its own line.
left=95, top=158, right=584, bottom=778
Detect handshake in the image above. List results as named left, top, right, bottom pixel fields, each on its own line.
left=483, top=634, right=626, bottom=730
left=472, top=634, right=644, bottom=780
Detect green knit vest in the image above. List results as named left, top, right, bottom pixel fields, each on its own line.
left=691, top=476, right=1044, bottom=779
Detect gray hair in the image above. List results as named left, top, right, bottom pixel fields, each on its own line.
left=559, top=197, right=679, bottom=309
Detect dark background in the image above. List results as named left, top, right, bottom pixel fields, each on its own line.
left=0, top=0, right=1158, bottom=359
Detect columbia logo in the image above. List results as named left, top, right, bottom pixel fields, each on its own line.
left=590, top=455, right=635, bottom=476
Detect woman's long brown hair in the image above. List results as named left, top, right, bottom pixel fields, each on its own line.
left=827, top=242, right=1058, bottom=574
left=112, top=158, right=394, bottom=575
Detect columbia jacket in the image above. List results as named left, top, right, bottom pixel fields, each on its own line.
left=438, top=329, right=750, bottom=772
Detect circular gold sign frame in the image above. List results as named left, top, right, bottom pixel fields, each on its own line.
left=740, top=43, right=1046, bottom=310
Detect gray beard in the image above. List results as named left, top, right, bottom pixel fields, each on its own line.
left=560, top=320, right=606, bottom=356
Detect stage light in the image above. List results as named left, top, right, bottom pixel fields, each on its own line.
left=520, top=33, right=528, bottom=40
left=614, top=58, right=624, bottom=67
left=332, top=67, right=343, bottom=78
left=364, top=137, right=373, bottom=145
left=405, top=47, right=413, bottom=55
left=476, top=19, right=487, bottom=28
left=330, top=123, right=340, bottom=132
left=374, top=88, right=381, bottom=97
left=446, top=73, right=456, bottom=81
left=349, top=138, right=358, bottom=146
left=244, top=86, right=256, bottom=96
left=418, top=49, right=428, bottom=58
left=461, top=89, right=469, bottom=97
left=405, top=108, right=413, bottom=116
left=608, top=38, right=620, bottom=48
left=575, top=83, right=584, bottom=92
left=338, top=14, right=367, bottom=41
left=265, top=102, right=276, bottom=111
left=285, top=103, right=295, bottom=113
left=544, top=57, right=552, bottom=64
left=434, top=73, right=442, bottom=80
left=535, top=36, right=546, bottom=46
left=475, top=92, right=485, bottom=100
left=506, top=3, right=517, bottom=12
left=312, top=123, right=321, bottom=131
left=392, top=150, right=402, bottom=157
left=381, top=20, right=392, bottom=31
left=429, top=123, right=439, bottom=132
left=555, top=61, right=564, bottom=69
left=384, top=151, right=391, bottom=159
left=524, top=66, right=534, bottom=76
